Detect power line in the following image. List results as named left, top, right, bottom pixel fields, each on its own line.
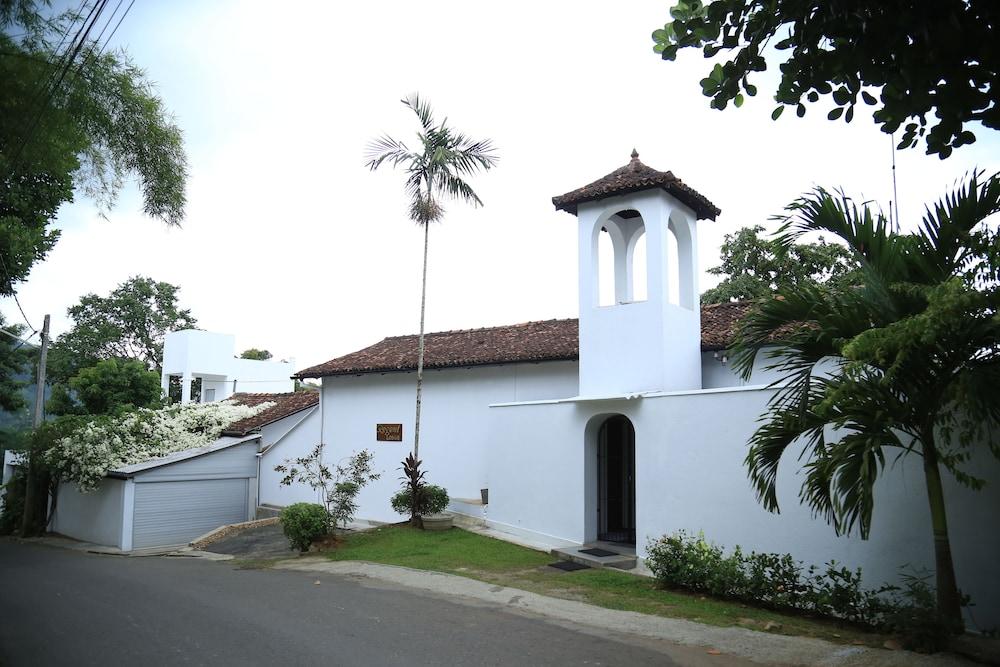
left=4, top=0, right=109, bottom=179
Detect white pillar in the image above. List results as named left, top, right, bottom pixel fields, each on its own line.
left=160, top=373, right=170, bottom=400
left=181, top=372, right=193, bottom=405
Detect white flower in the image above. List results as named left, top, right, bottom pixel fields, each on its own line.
left=49, top=400, right=274, bottom=492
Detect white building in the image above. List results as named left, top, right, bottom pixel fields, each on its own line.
left=282, top=152, right=999, bottom=627
left=160, top=329, right=295, bottom=403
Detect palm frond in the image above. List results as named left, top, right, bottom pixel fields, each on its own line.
left=364, top=135, right=414, bottom=171
left=402, top=93, right=436, bottom=132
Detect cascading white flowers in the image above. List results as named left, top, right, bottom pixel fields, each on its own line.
left=49, top=400, right=274, bottom=492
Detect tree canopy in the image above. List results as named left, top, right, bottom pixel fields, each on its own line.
left=652, top=0, right=1000, bottom=159
left=47, top=358, right=161, bottom=416
left=701, top=224, right=858, bottom=304
left=240, top=348, right=272, bottom=361
left=48, top=276, right=197, bottom=383
left=0, top=313, right=30, bottom=414
left=731, top=172, right=1000, bottom=626
left=0, top=1, right=187, bottom=295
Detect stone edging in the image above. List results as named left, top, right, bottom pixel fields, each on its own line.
left=189, top=517, right=280, bottom=549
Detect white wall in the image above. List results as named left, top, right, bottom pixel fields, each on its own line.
left=700, top=346, right=789, bottom=389
left=51, top=479, right=126, bottom=549
left=312, top=361, right=579, bottom=523
left=487, top=386, right=1000, bottom=629
left=258, top=409, right=323, bottom=508
left=161, top=329, right=295, bottom=402
left=577, top=192, right=703, bottom=396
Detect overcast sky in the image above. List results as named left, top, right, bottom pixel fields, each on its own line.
left=4, top=0, right=999, bottom=371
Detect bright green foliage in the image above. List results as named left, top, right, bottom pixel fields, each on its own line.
left=390, top=484, right=449, bottom=516
left=48, top=276, right=197, bottom=383
left=702, top=224, right=858, bottom=304
left=646, top=530, right=895, bottom=627
left=279, top=503, right=329, bottom=552
left=731, top=172, right=1000, bottom=627
left=652, top=0, right=1000, bottom=159
left=239, top=348, right=272, bottom=360
left=0, top=3, right=187, bottom=295
left=47, top=358, right=161, bottom=416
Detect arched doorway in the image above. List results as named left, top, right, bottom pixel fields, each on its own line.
left=597, top=416, right=635, bottom=544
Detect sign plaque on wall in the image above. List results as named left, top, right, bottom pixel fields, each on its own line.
left=376, top=423, right=403, bottom=442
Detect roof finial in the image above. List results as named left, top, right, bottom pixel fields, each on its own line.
left=630, top=148, right=639, bottom=160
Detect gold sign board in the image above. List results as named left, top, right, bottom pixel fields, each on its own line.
left=376, top=423, right=403, bottom=442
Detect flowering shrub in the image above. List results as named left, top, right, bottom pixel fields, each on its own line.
left=48, top=400, right=272, bottom=492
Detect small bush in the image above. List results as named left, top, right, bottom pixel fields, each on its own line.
left=280, top=503, right=328, bottom=552
left=646, top=530, right=896, bottom=628
left=390, top=484, right=449, bottom=516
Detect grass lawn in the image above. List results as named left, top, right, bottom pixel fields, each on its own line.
left=325, top=524, right=888, bottom=647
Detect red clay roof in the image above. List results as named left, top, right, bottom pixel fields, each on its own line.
left=552, top=150, right=721, bottom=221
left=294, top=301, right=751, bottom=379
left=223, top=391, right=319, bottom=436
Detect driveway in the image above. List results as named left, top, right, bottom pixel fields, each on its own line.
left=0, top=538, right=734, bottom=666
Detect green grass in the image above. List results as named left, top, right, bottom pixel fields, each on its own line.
left=325, top=525, right=887, bottom=646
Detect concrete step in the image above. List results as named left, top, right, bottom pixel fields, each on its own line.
left=552, top=545, right=637, bottom=571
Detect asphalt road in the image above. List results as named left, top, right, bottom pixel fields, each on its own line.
left=0, top=539, right=726, bottom=667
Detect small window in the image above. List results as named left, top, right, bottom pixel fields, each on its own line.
left=204, top=388, right=216, bottom=402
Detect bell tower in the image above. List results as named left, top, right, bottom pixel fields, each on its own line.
left=553, top=150, right=720, bottom=396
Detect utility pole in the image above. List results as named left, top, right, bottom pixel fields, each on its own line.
left=32, top=314, right=49, bottom=428
left=21, top=314, right=50, bottom=536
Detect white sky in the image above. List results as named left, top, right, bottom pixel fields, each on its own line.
left=4, top=0, right=999, bottom=371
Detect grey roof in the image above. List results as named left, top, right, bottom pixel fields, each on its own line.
left=107, top=433, right=261, bottom=477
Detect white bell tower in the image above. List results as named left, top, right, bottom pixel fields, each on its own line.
left=553, top=150, right=720, bottom=396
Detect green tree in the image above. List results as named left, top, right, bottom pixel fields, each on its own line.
left=0, top=313, right=31, bottom=413
left=48, top=358, right=161, bottom=416
left=48, top=276, right=197, bottom=383
left=651, top=0, right=1000, bottom=158
left=730, top=173, right=1000, bottom=630
left=365, top=94, right=497, bottom=524
left=702, top=224, right=858, bottom=304
left=1, top=2, right=187, bottom=295
left=240, top=348, right=272, bottom=360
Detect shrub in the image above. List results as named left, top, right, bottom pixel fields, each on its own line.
left=0, top=467, right=27, bottom=535
left=646, top=530, right=897, bottom=628
left=884, top=571, right=959, bottom=653
left=280, top=503, right=329, bottom=552
left=276, top=447, right=379, bottom=529
left=390, top=484, right=449, bottom=516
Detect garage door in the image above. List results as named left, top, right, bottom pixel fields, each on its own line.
left=132, top=478, right=249, bottom=549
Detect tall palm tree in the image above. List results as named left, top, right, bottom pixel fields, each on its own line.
left=365, top=94, right=497, bottom=523
left=731, top=173, right=1000, bottom=630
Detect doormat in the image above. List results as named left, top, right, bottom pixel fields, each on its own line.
left=549, top=560, right=590, bottom=572
left=579, top=548, right=619, bottom=557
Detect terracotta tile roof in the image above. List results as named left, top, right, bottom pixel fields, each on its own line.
left=552, top=150, right=721, bottom=221
left=294, top=302, right=752, bottom=379
left=223, top=391, right=319, bottom=436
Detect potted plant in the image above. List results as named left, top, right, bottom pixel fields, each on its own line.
left=390, top=483, right=451, bottom=530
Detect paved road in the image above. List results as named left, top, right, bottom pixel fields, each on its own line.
left=0, top=539, right=729, bottom=666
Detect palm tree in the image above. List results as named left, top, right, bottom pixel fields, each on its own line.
left=730, top=173, right=1000, bottom=630
left=365, top=94, right=497, bottom=524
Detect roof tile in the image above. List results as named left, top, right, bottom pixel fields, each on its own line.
left=552, top=150, right=721, bottom=221
left=223, top=391, right=319, bottom=436
left=294, top=301, right=751, bottom=379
